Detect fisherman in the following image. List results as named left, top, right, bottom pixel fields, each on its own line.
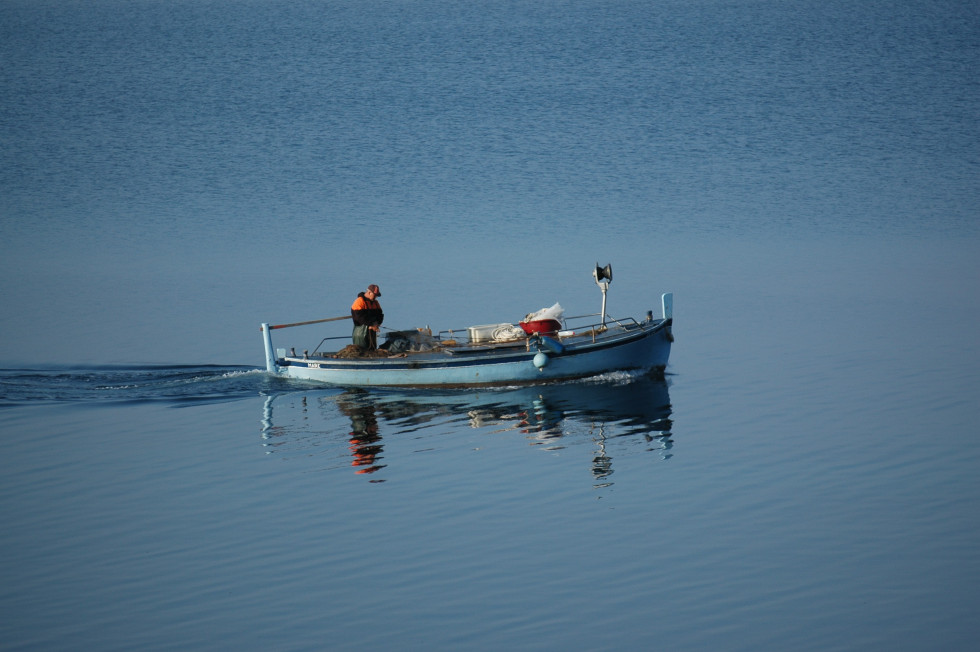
left=350, top=284, right=384, bottom=350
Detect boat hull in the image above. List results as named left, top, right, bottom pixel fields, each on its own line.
left=271, top=319, right=671, bottom=388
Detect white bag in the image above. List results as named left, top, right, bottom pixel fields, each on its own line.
left=524, top=302, right=564, bottom=322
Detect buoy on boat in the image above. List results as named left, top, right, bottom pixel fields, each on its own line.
left=533, top=352, right=549, bottom=370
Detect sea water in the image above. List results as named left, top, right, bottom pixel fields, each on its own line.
left=1, top=1, right=978, bottom=649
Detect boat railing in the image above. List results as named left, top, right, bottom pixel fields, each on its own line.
left=435, top=315, right=646, bottom=347
left=563, top=313, right=640, bottom=330
left=311, top=335, right=351, bottom=356
left=286, top=315, right=651, bottom=358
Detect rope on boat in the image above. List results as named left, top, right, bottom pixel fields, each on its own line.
left=492, top=324, right=526, bottom=341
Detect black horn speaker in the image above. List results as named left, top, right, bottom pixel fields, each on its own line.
left=594, top=263, right=613, bottom=283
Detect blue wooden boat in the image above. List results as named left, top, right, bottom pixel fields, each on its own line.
left=261, top=265, right=672, bottom=388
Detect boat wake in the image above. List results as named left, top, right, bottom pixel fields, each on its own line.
left=0, top=365, right=274, bottom=408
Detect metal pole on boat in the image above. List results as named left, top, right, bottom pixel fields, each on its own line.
left=600, top=285, right=608, bottom=326
left=261, top=323, right=277, bottom=373
left=593, top=263, right=613, bottom=326
left=662, top=293, right=673, bottom=320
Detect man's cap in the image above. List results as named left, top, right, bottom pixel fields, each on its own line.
left=367, top=284, right=381, bottom=297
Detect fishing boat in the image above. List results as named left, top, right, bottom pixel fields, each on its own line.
left=260, top=264, right=673, bottom=388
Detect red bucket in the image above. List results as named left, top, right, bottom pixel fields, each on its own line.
left=519, top=319, right=562, bottom=336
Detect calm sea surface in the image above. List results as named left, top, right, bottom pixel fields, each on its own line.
left=2, top=0, right=978, bottom=649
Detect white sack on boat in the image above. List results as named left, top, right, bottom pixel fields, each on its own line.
left=524, top=302, right=564, bottom=322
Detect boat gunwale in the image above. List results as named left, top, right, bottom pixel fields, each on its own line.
left=280, top=318, right=670, bottom=371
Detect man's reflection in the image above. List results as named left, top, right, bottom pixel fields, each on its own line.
left=337, top=395, right=386, bottom=476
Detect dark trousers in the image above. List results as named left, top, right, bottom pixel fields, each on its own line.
left=352, top=324, right=377, bottom=350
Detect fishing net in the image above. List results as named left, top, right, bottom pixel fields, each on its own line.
left=381, top=330, right=441, bottom=353
left=332, top=345, right=391, bottom=359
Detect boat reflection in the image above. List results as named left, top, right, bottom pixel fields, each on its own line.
left=261, top=373, right=673, bottom=487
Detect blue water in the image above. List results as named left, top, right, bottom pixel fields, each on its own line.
left=2, top=0, right=979, bottom=649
